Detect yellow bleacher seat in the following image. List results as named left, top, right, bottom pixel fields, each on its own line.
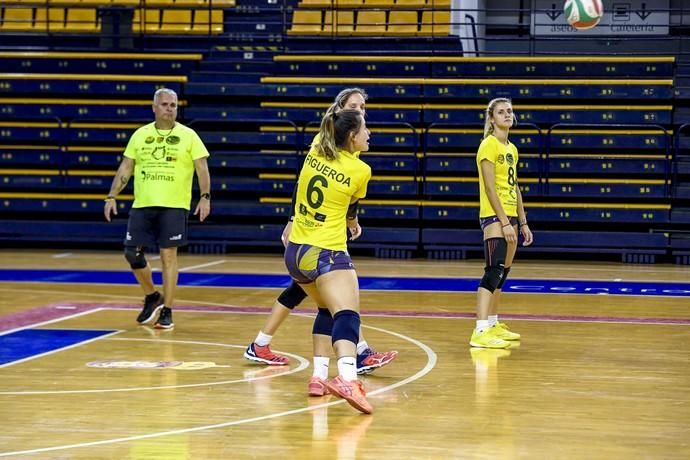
left=1, top=7, right=35, bottom=31
left=354, top=9, right=385, bottom=34
left=64, top=8, right=99, bottom=32
left=388, top=9, right=418, bottom=34
left=204, top=0, right=236, bottom=6
left=289, top=9, right=322, bottom=34
left=144, top=0, right=176, bottom=5
left=132, top=8, right=161, bottom=33
left=192, top=9, right=223, bottom=34
left=323, top=9, right=354, bottom=35
left=363, top=0, right=394, bottom=6
left=3, top=0, right=46, bottom=4
left=161, top=9, right=193, bottom=32
left=395, top=0, right=426, bottom=5
left=420, top=9, right=449, bottom=35
left=34, top=7, right=66, bottom=31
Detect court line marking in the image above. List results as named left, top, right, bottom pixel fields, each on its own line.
left=178, top=259, right=227, bottom=272
left=0, top=337, right=309, bottom=395
left=0, top=319, right=436, bottom=458
left=1, top=281, right=689, bottom=299
left=0, top=285, right=688, bottom=327
left=0, top=307, right=114, bottom=337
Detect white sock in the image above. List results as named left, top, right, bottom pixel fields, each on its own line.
left=337, top=356, right=357, bottom=382
left=476, top=320, right=490, bottom=332
left=254, top=331, right=272, bottom=347
left=313, top=356, right=330, bottom=380
left=356, top=340, right=369, bottom=355
left=488, top=315, right=498, bottom=327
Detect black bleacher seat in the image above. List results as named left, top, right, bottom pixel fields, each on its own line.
left=273, top=55, right=675, bottom=78
left=0, top=46, right=681, bottom=262
left=0, top=51, right=201, bottom=74
left=0, top=73, right=185, bottom=96
left=0, top=98, right=154, bottom=121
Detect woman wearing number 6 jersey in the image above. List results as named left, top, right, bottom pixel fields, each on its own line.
left=284, top=109, right=374, bottom=414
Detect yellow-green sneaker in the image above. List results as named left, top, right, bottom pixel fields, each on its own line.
left=470, top=328, right=511, bottom=349
left=492, top=322, right=521, bottom=341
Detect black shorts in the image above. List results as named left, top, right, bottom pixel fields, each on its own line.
left=479, top=215, right=518, bottom=231
left=125, top=207, right=188, bottom=248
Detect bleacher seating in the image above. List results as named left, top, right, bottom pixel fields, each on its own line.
left=0, top=9, right=687, bottom=263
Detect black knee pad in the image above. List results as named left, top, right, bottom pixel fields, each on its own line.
left=124, top=246, right=147, bottom=270
left=479, top=238, right=507, bottom=293
left=497, top=266, right=511, bottom=290
left=277, top=282, right=307, bottom=310
left=312, top=308, right=333, bottom=336
left=332, top=310, right=360, bottom=346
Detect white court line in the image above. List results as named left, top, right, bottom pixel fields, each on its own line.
left=179, top=259, right=227, bottom=272
left=51, top=253, right=73, bottom=259
left=0, top=313, right=437, bottom=458
left=0, top=338, right=309, bottom=395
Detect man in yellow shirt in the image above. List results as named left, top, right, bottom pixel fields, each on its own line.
left=104, top=88, right=211, bottom=329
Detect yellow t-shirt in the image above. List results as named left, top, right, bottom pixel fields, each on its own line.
left=289, top=146, right=371, bottom=251
left=123, top=122, right=209, bottom=210
left=476, top=135, right=519, bottom=218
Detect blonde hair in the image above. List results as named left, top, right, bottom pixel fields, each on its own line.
left=316, top=110, right=363, bottom=161
left=323, top=87, right=368, bottom=119
left=483, top=98, right=515, bottom=139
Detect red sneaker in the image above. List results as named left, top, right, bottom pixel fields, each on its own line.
left=325, top=376, right=373, bottom=414
left=243, top=342, right=289, bottom=365
left=308, top=376, right=330, bottom=397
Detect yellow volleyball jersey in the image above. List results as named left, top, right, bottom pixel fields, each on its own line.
left=289, top=147, right=371, bottom=251
left=123, top=122, right=209, bottom=210
left=476, top=135, right=519, bottom=218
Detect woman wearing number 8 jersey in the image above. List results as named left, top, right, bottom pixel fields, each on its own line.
left=284, top=109, right=374, bottom=414
left=471, top=98, right=533, bottom=349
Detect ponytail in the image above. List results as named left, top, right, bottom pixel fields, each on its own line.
left=316, top=112, right=339, bottom=161
left=315, top=110, right=363, bottom=161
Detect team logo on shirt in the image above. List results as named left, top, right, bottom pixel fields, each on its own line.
left=506, top=152, right=515, bottom=165
left=497, top=154, right=505, bottom=165
left=166, top=136, right=180, bottom=145
left=145, top=136, right=155, bottom=144
left=151, top=146, right=166, bottom=160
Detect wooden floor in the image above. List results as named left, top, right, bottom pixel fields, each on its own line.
left=0, top=249, right=689, bottom=459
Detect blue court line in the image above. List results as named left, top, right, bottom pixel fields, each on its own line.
left=0, top=269, right=689, bottom=297
left=0, top=329, right=117, bottom=367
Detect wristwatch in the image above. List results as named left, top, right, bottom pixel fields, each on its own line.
left=200, top=193, right=211, bottom=200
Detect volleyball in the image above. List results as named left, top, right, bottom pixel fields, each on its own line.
left=564, top=0, right=604, bottom=30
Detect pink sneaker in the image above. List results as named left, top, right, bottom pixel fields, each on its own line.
left=243, top=342, right=289, bottom=365
left=325, top=376, right=373, bottom=414
left=308, top=376, right=330, bottom=397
